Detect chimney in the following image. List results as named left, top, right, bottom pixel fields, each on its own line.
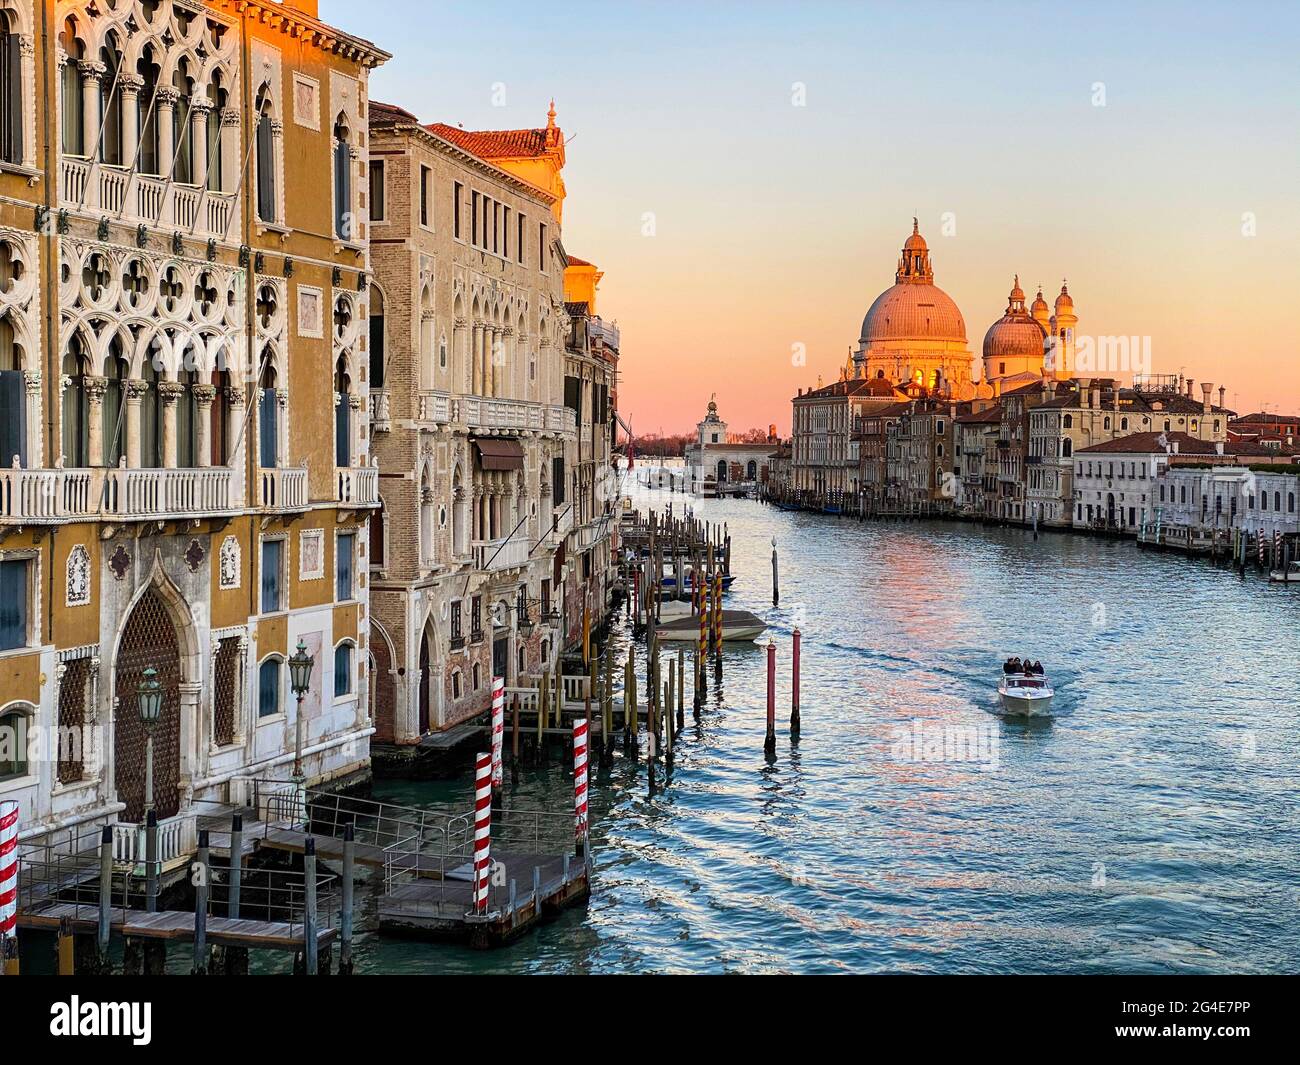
left=1186, top=378, right=1194, bottom=398
left=1200, top=382, right=1212, bottom=414
left=1218, top=386, right=1226, bottom=410
left=1091, top=385, right=1101, bottom=410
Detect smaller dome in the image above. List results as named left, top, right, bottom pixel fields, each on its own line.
left=903, top=217, right=927, bottom=252
left=1055, top=282, right=1074, bottom=311
left=1009, top=274, right=1025, bottom=303
left=983, top=317, right=1046, bottom=361
left=1031, top=287, right=1050, bottom=317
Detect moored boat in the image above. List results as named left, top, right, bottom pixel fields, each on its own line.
left=655, top=609, right=766, bottom=643
left=1269, top=561, right=1300, bottom=583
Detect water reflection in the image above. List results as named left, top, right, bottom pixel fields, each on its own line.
left=345, top=486, right=1299, bottom=974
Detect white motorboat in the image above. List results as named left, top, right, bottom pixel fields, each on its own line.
left=997, top=671, right=1054, bottom=717
left=1268, top=561, right=1300, bottom=583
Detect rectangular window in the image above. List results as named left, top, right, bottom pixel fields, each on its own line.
left=450, top=600, right=463, bottom=648
left=0, top=558, right=28, bottom=651
left=503, top=206, right=510, bottom=258
left=471, top=192, right=479, bottom=244
left=517, top=213, right=525, bottom=263
left=368, top=159, right=385, bottom=221
left=539, top=222, right=547, bottom=270
left=261, top=539, right=283, bottom=614
left=420, top=165, right=431, bottom=227
left=470, top=595, right=483, bottom=641
left=336, top=532, right=355, bottom=602
left=492, top=202, right=500, bottom=254
left=212, top=636, right=240, bottom=748
left=453, top=181, right=463, bottom=238
left=552, top=455, right=566, bottom=505
left=259, top=387, right=278, bottom=468
left=541, top=578, right=551, bottom=617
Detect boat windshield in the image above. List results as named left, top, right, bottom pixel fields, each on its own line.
left=1007, top=676, right=1046, bottom=688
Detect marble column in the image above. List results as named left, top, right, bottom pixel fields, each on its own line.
left=471, top=324, right=483, bottom=394
left=23, top=372, right=41, bottom=468
left=119, top=74, right=144, bottom=166
left=155, top=88, right=179, bottom=178
left=192, top=384, right=216, bottom=468
left=190, top=101, right=212, bottom=188
left=275, top=387, right=289, bottom=470
left=84, top=376, right=107, bottom=467
left=123, top=380, right=147, bottom=469
left=158, top=380, right=185, bottom=469
left=79, top=61, right=103, bottom=161
left=219, top=108, right=241, bottom=195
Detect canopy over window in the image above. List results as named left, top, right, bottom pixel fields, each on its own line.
left=473, top=438, right=524, bottom=471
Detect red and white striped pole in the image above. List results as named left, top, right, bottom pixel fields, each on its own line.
left=791, top=628, right=802, bottom=735
left=764, top=640, right=777, bottom=757
left=0, top=800, right=18, bottom=971
left=573, top=718, right=589, bottom=857
left=472, top=753, right=492, bottom=915
left=490, top=677, right=505, bottom=800
left=1258, top=530, right=1265, bottom=567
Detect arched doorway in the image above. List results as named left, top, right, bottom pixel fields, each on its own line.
left=114, top=587, right=182, bottom=823
left=716, top=459, right=727, bottom=483
left=1106, top=492, right=1116, bottom=527
left=369, top=621, right=396, bottom=744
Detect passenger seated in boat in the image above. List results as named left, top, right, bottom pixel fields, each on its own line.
left=1022, top=658, right=1034, bottom=675
left=1004, top=657, right=1020, bottom=674
left=1032, top=660, right=1044, bottom=675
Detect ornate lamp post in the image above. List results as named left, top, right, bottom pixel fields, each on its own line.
left=288, top=639, right=314, bottom=823
left=136, top=667, right=163, bottom=818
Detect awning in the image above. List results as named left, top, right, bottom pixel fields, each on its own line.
left=473, top=438, right=525, bottom=471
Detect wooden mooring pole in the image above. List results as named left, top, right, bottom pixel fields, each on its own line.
left=192, top=830, right=209, bottom=974
left=765, top=639, right=777, bottom=758
left=303, top=837, right=319, bottom=976
left=791, top=628, right=802, bottom=736
left=339, top=823, right=355, bottom=975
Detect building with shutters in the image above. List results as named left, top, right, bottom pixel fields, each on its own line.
left=366, top=98, right=616, bottom=755
left=0, top=0, right=386, bottom=849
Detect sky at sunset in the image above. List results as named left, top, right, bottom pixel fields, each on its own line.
left=326, top=0, right=1300, bottom=436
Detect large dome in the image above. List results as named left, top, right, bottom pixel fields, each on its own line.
left=861, top=282, right=968, bottom=344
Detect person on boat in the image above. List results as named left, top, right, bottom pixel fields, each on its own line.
left=1022, top=657, right=1035, bottom=675
left=1005, top=657, right=1020, bottom=674
left=1033, top=660, right=1044, bottom=675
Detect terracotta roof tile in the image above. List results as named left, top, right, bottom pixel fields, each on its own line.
left=425, top=123, right=551, bottom=160
left=1077, top=431, right=1220, bottom=455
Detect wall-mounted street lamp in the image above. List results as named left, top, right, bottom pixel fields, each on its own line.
left=288, top=639, right=314, bottom=822
left=136, top=667, right=163, bottom=817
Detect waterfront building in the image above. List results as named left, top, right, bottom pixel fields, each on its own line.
left=887, top=398, right=957, bottom=514
left=953, top=406, right=1002, bottom=518
left=791, top=375, right=899, bottom=501
left=1151, top=464, right=1299, bottom=546
left=856, top=401, right=908, bottom=511
left=1, top=0, right=387, bottom=844
left=684, top=398, right=780, bottom=492
left=1027, top=376, right=1232, bottom=528
left=365, top=99, right=610, bottom=750
left=1072, top=432, right=1223, bottom=531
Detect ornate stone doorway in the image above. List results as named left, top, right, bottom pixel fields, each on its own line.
left=113, top=587, right=183, bottom=823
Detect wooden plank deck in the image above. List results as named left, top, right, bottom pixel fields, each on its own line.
left=17, top=902, right=335, bottom=951
left=416, top=721, right=485, bottom=751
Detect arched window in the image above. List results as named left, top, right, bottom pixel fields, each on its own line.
left=333, top=113, right=352, bottom=239
left=747, top=460, right=757, bottom=479
left=102, top=343, right=128, bottom=467
left=61, top=336, right=89, bottom=467
left=1063, top=439, right=1073, bottom=458
left=334, top=353, right=351, bottom=468
left=205, top=78, right=224, bottom=192
left=1062, top=414, right=1073, bottom=429
left=140, top=360, right=162, bottom=468
left=0, top=11, right=23, bottom=164
left=258, top=657, right=282, bottom=718
left=369, top=286, right=385, bottom=388
left=255, top=85, right=276, bottom=222
left=0, top=702, right=33, bottom=780
left=451, top=670, right=462, bottom=700
left=1289, top=492, right=1296, bottom=514
left=99, top=38, right=123, bottom=165
left=334, top=642, right=354, bottom=697
left=471, top=662, right=481, bottom=691
left=59, top=20, right=83, bottom=157
left=137, top=47, right=160, bottom=175
left=0, top=311, right=24, bottom=468
left=1103, top=417, right=1111, bottom=430
left=258, top=359, right=278, bottom=468
left=1275, top=491, right=1282, bottom=512
left=210, top=366, right=231, bottom=465
left=172, top=62, right=193, bottom=184
left=177, top=368, right=199, bottom=467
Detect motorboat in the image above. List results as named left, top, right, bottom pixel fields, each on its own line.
left=997, top=670, right=1054, bottom=717
left=1269, top=561, right=1300, bottom=583
left=654, top=609, right=767, bottom=643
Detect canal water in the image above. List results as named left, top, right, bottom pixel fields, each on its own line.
left=302, top=484, right=1300, bottom=973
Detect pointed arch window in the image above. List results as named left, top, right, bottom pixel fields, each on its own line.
left=171, top=64, right=193, bottom=184
left=0, top=11, right=23, bottom=164
left=103, top=344, right=128, bottom=467
left=59, top=22, right=84, bottom=157
left=333, top=113, right=352, bottom=239
left=0, top=312, right=24, bottom=469
left=137, top=50, right=160, bottom=175
left=368, top=287, right=385, bottom=388
left=255, top=85, right=276, bottom=222
left=99, top=40, right=123, bottom=165
left=258, top=359, right=278, bottom=468
left=334, top=354, right=352, bottom=468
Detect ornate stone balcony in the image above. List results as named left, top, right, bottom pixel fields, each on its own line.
left=336, top=464, right=380, bottom=507
left=113, top=812, right=198, bottom=875
left=550, top=505, right=574, bottom=541
left=472, top=535, right=532, bottom=573
left=1, top=466, right=237, bottom=523
left=547, top=405, right=577, bottom=436
left=258, top=467, right=309, bottom=511
left=417, top=390, right=452, bottom=425
left=60, top=159, right=237, bottom=240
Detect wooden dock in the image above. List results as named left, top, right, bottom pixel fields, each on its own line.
left=18, top=903, right=335, bottom=953
left=377, top=849, right=590, bottom=947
